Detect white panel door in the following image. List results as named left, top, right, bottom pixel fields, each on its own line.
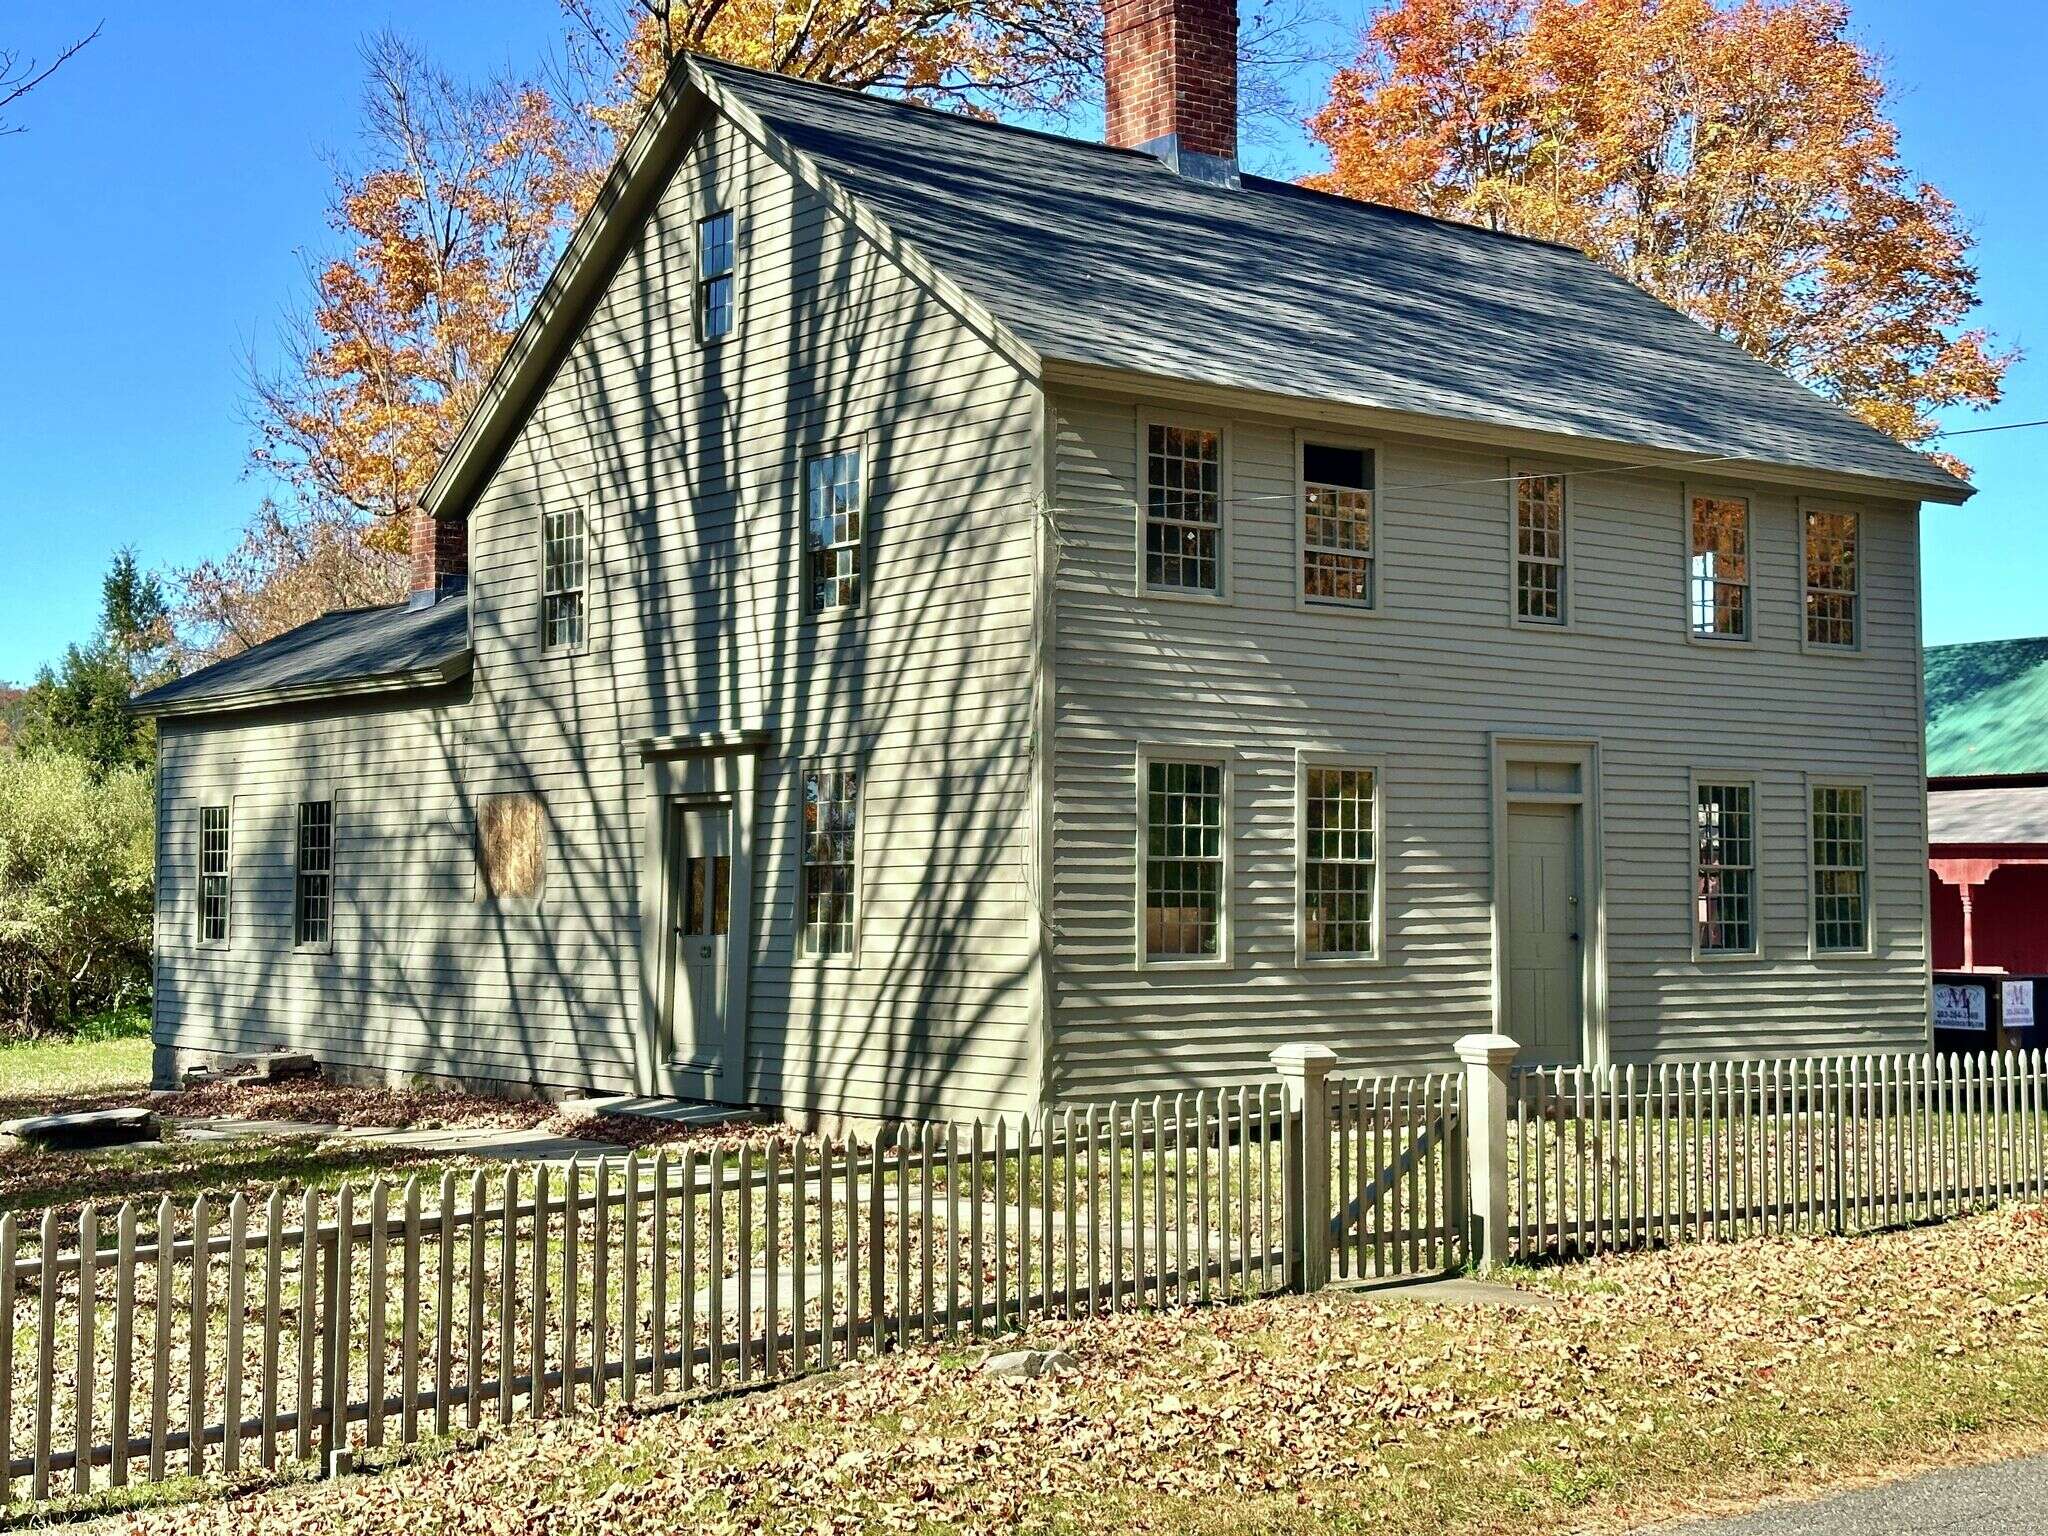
left=664, top=801, right=733, bottom=1076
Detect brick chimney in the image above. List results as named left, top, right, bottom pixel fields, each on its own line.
left=409, top=510, right=467, bottom=607
left=1103, top=0, right=1239, bottom=185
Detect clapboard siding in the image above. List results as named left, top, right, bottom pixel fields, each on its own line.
left=1044, top=389, right=1931, bottom=1099
left=155, top=106, right=1043, bottom=1122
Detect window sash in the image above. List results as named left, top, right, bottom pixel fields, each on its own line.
left=801, top=762, right=858, bottom=957
left=541, top=507, right=586, bottom=649
left=295, top=800, right=333, bottom=948
left=199, top=805, right=230, bottom=945
left=806, top=450, right=863, bottom=613
left=1804, top=510, right=1860, bottom=648
left=1301, top=456, right=1373, bottom=607
left=1811, top=784, right=1868, bottom=952
left=1302, top=766, right=1377, bottom=958
left=1689, top=495, right=1751, bottom=639
left=1515, top=474, right=1566, bottom=623
left=1695, top=782, right=1756, bottom=954
left=697, top=211, right=734, bottom=340
left=1144, top=424, right=1222, bottom=594
left=1144, top=758, right=1224, bottom=959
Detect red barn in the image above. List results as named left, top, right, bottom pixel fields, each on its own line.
left=1927, top=638, right=2048, bottom=975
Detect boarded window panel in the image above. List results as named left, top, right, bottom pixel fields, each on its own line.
left=478, top=793, right=546, bottom=900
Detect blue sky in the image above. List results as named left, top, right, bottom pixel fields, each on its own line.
left=0, top=1, right=2041, bottom=682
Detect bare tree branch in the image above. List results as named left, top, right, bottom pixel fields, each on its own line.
left=0, top=21, right=101, bottom=136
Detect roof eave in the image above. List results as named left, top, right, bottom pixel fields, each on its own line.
left=1040, top=359, right=1974, bottom=506
left=130, top=651, right=472, bottom=722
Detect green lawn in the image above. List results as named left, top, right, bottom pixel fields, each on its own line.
left=0, top=1004, right=153, bottom=1112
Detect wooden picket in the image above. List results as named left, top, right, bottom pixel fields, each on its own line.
left=1508, top=1050, right=2048, bottom=1260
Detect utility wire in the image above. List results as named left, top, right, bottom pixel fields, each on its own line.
left=1931, top=418, right=2048, bottom=438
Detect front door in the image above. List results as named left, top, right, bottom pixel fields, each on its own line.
left=663, top=800, right=733, bottom=1079
left=1505, top=801, right=1583, bottom=1064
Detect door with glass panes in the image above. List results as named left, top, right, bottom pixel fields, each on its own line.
left=663, top=799, right=733, bottom=1077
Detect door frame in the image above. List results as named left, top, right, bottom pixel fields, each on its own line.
left=1489, top=734, right=1607, bottom=1064
left=636, top=729, right=768, bottom=1102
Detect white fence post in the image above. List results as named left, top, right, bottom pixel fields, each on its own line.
left=1271, top=1044, right=1338, bottom=1293
left=1455, top=1033, right=1520, bottom=1271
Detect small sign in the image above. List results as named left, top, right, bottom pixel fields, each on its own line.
left=2004, top=980, right=2036, bottom=1032
left=1935, top=982, right=1989, bottom=1032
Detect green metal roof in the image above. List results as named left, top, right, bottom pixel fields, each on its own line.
left=1925, top=637, right=2048, bottom=777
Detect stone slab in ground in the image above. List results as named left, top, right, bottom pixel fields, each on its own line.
left=0, top=1105, right=160, bottom=1150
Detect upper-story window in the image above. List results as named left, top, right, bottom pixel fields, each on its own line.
left=1515, top=474, right=1567, bottom=624
left=1143, top=756, right=1225, bottom=961
left=1695, top=781, right=1756, bottom=955
left=1804, top=509, right=1860, bottom=649
left=295, top=800, right=334, bottom=948
left=1144, top=423, right=1222, bottom=594
left=1810, top=783, right=1869, bottom=953
left=1301, top=443, right=1374, bottom=608
left=541, top=507, right=586, bottom=650
left=1689, top=494, right=1751, bottom=640
left=198, top=804, right=230, bottom=946
left=806, top=448, right=864, bottom=613
left=697, top=210, right=735, bottom=341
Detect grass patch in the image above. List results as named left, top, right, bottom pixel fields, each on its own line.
left=0, top=1007, right=153, bottom=1112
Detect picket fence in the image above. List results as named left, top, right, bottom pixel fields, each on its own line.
left=11, top=1041, right=2047, bottom=1511
left=0, top=1067, right=1462, bottom=1509
left=1504, top=1049, right=2048, bottom=1261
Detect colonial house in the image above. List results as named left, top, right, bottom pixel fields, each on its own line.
left=134, top=0, right=1969, bottom=1124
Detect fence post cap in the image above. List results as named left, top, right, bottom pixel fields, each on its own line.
left=1453, top=1033, right=1521, bottom=1068
left=1268, top=1042, right=1339, bottom=1079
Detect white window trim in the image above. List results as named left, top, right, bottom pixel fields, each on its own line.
left=1294, top=749, right=1387, bottom=968
left=1806, top=775, right=1875, bottom=959
left=1682, top=482, right=1756, bottom=646
left=1293, top=429, right=1382, bottom=616
left=1134, top=410, right=1232, bottom=604
left=1798, top=498, right=1866, bottom=656
left=799, top=437, right=873, bottom=622
left=693, top=206, right=739, bottom=346
left=797, top=754, right=865, bottom=967
left=1134, top=743, right=1235, bottom=971
left=196, top=800, right=233, bottom=950
left=1508, top=461, right=1573, bottom=629
left=291, top=787, right=338, bottom=957
left=1689, top=770, right=1762, bottom=962
left=538, top=502, right=591, bottom=655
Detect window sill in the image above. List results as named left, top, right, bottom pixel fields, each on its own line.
left=1685, top=631, right=1755, bottom=649
left=1140, top=584, right=1229, bottom=607
left=1294, top=594, right=1380, bottom=618
left=1136, top=954, right=1236, bottom=974
left=1690, top=947, right=1762, bottom=964
left=1296, top=951, right=1387, bottom=970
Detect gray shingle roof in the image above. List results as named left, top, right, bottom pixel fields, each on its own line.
left=131, top=595, right=470, bottom=718
left=1930, top=784, right=2048, bottom=846
left=697, top=57, right=1966, bottom=501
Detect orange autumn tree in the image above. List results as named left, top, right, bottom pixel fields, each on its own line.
left=1307, top=0, right=2009, bottom=458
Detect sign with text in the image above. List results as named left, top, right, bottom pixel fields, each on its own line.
left=1935, top=982, right=1989, bottom=1032
left=2004, top=980, right=2036, bottom=1032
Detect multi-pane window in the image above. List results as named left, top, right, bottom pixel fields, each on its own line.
left=541, top=506, right=586, bottom=649
left=1144, top=759, right=1224, bottom=959
left=1689, top=495, right=1751, bottom=639
left=697, top=210, right=734, bottom=341
left=1804, top=509, right=1860, bottom=648
left=295, top=800, right=334, bottom=948
left=1695, top=782, right=1756, bottom=954
left=198, top=805, right=230, bottom=946
left=1515, top=474, right=1567, bottom=623
left=1811, top=784, right=1868, bottom=953
left=1144, top=424, right=1222, bottom=593
left=1303, top=766, right=1377, bottom=958
left=1301, top=443, right=1374, bottom=607
left=806, top=449, right=863, bottom=613
left=801, top=763, right=858, bottom=957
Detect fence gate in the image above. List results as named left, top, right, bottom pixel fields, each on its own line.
left=1325, top=1071, right=1468, bottom=1280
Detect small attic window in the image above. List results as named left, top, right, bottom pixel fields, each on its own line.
left=697, top=210, right=735, bottom=342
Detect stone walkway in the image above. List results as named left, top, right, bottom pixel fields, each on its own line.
left=168, top=1115, right=628, bottom=1163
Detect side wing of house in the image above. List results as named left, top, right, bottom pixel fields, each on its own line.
left=1044, top=388, right=1930, bottom=1097
left=453, top=96, right=1044, bottom=1121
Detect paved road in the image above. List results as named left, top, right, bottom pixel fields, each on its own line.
left=1670, top=1453, right=2048, bottom=1533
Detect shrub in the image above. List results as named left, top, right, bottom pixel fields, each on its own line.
left=0, top=753, right=154, bottom=1035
